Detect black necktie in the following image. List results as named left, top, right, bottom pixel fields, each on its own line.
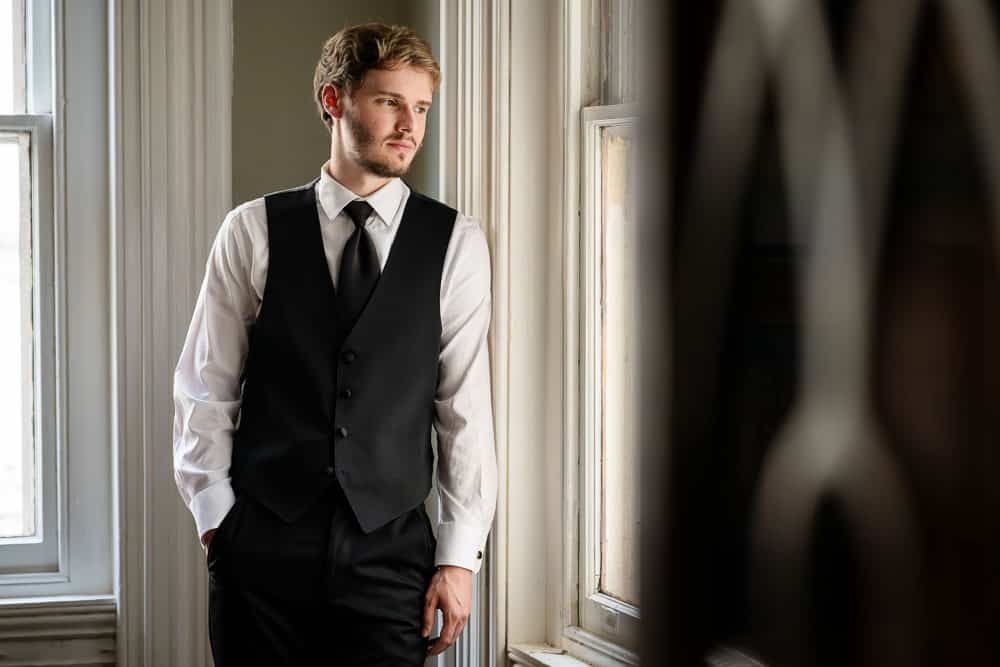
left=337, top=200, right=380, bottom=332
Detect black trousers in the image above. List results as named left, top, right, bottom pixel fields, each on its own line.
left=207, top=482, right=437, bottom=666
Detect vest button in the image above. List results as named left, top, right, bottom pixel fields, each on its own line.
left=342, top=349, right=357, bottom=363
left=325, top=465, right=335, bottom=476
left=336, top=426, right=349, bottom=438
left=340, top=387, right=353, bottom=399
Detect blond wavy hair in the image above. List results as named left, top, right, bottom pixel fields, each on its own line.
left=313, top=22, right=441, bottom=131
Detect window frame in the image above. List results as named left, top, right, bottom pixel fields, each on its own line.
left=0, top=0, right=112, bottom=598
left=0, top=0, right=60, bottom=582
left=575, top=102, right=640, bottom=654
left=0, top=113, right=57, bottom=576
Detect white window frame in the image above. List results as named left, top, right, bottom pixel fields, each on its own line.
left=0, top=111, right=57, bottom=578
left=0, top=0, right=59, bottom=582
left=0, top=0, right=112, bottom=598
left=574, top=103, right=640, bottom=657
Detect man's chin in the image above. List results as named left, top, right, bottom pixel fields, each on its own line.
left=361, top=158, right=411, bottom=179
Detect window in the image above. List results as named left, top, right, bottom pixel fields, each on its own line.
left=579, top=104, right=639, bottom=652
left=563, top=0, right=641, bottom=659
left=0, top=0, right=103, bottom=597
left=0, top=0, right=57, bottom=581
left=0, top=130, right=34, bottom=541
left=0, top=0, right=53, bottom=564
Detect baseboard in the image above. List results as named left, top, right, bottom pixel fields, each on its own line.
left=0, top=597, right=116, bottom=666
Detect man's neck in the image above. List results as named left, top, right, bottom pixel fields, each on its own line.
left=325, top=157, right=392, bottom=197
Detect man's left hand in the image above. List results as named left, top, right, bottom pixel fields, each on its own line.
left=422, top=564, right=473, bottom=656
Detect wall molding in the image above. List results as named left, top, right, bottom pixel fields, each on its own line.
left=0, top=597, right=116, bottom=665
left=439, top=0, right=510, bottom=665
left=110, top=1, right=233, bottom=665
left=486, top=2, right=510, bottom=666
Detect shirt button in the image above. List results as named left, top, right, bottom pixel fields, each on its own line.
left=336, top=426, right=349, bottom=438
left=339, top=387, right=353, bottom=399
left=342, top=349, right=357, bottom=363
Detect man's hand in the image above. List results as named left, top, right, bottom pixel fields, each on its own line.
left=422, top=565, right=473, bottom=656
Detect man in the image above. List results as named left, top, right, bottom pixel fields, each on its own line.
left=173, top=23, right=497, bottom=665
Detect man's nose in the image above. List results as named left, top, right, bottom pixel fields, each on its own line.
left=396, top=108, right=415, bottom=134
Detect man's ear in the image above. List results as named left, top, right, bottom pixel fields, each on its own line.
left=322, top=84, right=345, bottom=120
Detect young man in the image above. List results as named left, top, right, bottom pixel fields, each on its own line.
left=172, top=23, right=497, bottom=665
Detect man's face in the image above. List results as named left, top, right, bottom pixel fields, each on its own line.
left=336, top=66, right=434, bottom=178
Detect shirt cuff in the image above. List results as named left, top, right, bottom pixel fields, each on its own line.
left=189, top=478, right=236, bottom=541
left=434, top=521, right=487, bottom=574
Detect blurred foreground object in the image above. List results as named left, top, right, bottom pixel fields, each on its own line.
left=642, top=1, right=1000, bottom=665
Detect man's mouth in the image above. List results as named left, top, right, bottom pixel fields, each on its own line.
left=386, top=140, right=414, bottom=152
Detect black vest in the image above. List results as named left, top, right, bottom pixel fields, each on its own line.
left=230, top=178, right=457, bottom=533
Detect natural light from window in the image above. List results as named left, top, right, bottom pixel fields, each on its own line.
left=601, top=122, right=639, bottom=607
left=0, top=134, right=32, bottom=539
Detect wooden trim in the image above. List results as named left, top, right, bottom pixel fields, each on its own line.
left=563, top=626, right=638, bottom=666
left=487, top=1, right=511, bottom=665
left=560, top=0, right=584, bottom=641
left=509, top=643, right=584, bottom=667
left=0, top=597, right=116, bottom=665
left=440, top=1, right=510, bottom=665
left=110, top=1, right=232, bottom=665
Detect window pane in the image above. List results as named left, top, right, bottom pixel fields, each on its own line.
left=600, top=123, right=639, bottom=606
left=0, top=132, right=34, bottom=539
left=0, top=0, right=25, bottom=114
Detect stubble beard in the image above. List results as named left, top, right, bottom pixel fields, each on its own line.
left=343, top=107, right=419, bottom=179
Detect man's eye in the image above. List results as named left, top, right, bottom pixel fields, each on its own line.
left=416, top=106, right=428, bottom=114
left=382, top=99, right=398, bottom=107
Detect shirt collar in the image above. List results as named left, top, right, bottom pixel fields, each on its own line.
left=316, top=164, right=407, bottom=229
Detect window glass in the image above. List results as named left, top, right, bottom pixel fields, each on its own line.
left=0, top=131, right=34, bottom=539
left=600, top=122, right=639, bottom=606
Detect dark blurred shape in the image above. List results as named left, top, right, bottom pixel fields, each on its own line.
left=642, top=1, right=1000, bottom=665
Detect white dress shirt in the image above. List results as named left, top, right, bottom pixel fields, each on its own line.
left=173, top=165, right=498, bottom=573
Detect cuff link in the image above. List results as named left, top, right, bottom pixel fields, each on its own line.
left=476, top=550, right=483, bottom=559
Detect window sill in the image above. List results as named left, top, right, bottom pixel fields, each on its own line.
left=510, top=630, right=639, bottom=667
left=563, top=626, right=639, bottom=666
left=509, top=643, right=594, bottom=667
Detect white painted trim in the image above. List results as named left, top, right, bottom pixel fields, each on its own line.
left=563, top=626, right=639, bottom=667
left=440, top=1, right=508, bottom=665
left=487, top=1, right=511, bottom=665
left=511, top=634, right=638, bottom=667
left=560, top=0, right=584, bottom=640
left=0, top=596, right=116, bottom=664
left=0, top=595, right=116, bottom=633
left=111, top=1, right=232, bottom=664
left=509, top=643, right=590, bottom=667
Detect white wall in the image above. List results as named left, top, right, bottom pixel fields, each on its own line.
left=505, top=0, right=565, bottom=650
